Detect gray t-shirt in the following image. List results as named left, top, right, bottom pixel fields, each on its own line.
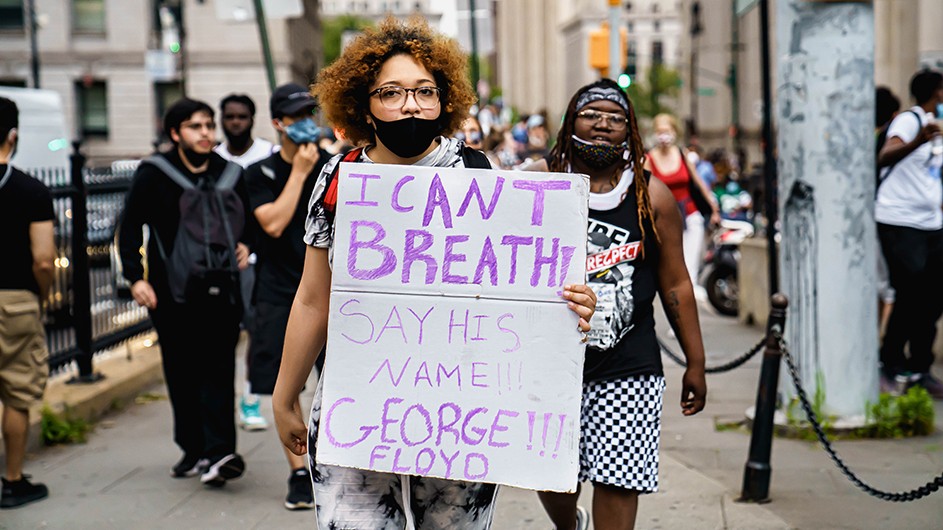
left=303, top=137, right=470, bottom=260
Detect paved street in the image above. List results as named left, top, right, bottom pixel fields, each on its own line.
left=2, top=299, right=942, bottom=529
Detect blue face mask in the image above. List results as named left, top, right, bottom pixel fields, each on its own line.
left=283, top=118, right=321, bottom=144
left=936, top=103, right=943, bottom=119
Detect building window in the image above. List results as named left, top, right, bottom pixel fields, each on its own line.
left=73, top=0, right=105, bottom=34
left=76, top=80, right=108, bottom=137
left=0, top=78, right=27, bottom=87
left=0, top=0, right=24, bottom=30
left=652, top=2, right=659, bottom=13
left=627, top=22, right=633, bottom=33
left=653, top=20, right=660, bottom=32
left=155, top=81, right=183, bottom=140
left=652, top=40, right=663, bottom=65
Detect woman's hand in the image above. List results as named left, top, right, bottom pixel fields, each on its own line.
left=563, top=284, right=597, bottom=332
left=273, top=395, right=308, bottom=456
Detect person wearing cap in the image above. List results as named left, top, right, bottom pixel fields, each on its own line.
left=243, top=83, right=329, bottom=510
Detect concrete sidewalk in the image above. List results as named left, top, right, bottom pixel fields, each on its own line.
left=2, top=299, right=941, bottom=529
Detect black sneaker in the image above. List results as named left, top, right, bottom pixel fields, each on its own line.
left=916, top=373, right=943, bottom=400
left=1, top=476, right=49, bottom=509
left=284, top=467, right=314, bottom=510
left=171, top=454, right=209, bottom=478
left=200, top=454, right=245, bottom=487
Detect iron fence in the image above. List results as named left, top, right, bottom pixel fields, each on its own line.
left=31, top=149, right=151, bottom=378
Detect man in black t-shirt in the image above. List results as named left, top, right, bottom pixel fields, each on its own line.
left=118, top=98, right=253, bottom=488
left=244, top=83, right=327, bottom=510
left=0, top=97, right=55, bottom=509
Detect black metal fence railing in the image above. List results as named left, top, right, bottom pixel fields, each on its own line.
left=31, top=149, right=151, bottom=378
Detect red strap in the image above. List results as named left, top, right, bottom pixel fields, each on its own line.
left=324, top=147, right=363, bottom=213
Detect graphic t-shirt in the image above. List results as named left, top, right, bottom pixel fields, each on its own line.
left=0, top=164, right=55, bottom=295
left=583, top=169, right=662, bottom=382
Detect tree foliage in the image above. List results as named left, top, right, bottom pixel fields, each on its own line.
left=626, top=63, right=682, bottom=119
left=322, top=15, right=372, bottom=67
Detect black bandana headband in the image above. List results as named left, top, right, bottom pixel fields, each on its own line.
left=575, top=87, right=630, bottom=114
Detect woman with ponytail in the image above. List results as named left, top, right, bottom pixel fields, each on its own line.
left=526, top=79, right=707, bottom=530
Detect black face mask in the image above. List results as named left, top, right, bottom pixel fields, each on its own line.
left=224, top=128, right=252, bottom=151
left=181, top=147, right=211, bottom=167
left=372, top=116, right=441, bottom=158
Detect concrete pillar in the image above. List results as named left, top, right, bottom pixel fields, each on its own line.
left=776, top=0, right=877, bottom=420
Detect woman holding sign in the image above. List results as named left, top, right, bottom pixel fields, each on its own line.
left=272, top=17, right=597, bottom=529
left=525, top=80, right=708, bottom=530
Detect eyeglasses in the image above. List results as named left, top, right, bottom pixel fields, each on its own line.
left=576, top=110, right=628, bottom=130
left=369, top=85, right=442, bottom=110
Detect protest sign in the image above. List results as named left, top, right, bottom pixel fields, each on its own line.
left=317, top=162, right=589, bottom=492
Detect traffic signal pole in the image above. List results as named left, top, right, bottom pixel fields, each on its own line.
left=608, top=0, right=620, bottom=80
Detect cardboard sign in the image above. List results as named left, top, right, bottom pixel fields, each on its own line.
left=317, top=162, right=589, bottom=492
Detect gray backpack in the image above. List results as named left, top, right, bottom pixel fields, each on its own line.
left=144, top=155, right=245, bottom=307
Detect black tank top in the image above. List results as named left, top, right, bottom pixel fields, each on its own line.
left=583, top=176, right=662, bottom=382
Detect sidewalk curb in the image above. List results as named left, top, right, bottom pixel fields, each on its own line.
left=1, top=334, right=163, bottom=458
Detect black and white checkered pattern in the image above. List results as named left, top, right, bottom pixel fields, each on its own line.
left=578, top=374, right=665, bottom=493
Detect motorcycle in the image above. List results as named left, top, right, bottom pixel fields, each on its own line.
left=699, top=219, right=754, bottom=317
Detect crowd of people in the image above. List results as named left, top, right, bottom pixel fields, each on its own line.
left=3, top=14, right=938, bottom=530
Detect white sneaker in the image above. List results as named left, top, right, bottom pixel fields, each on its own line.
left=239, top=396, right=269, bottom=431
left=201, top=454, right=245, bottom=487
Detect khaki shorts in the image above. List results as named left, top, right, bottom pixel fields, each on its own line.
left=0, top=290, right=49, bottom=410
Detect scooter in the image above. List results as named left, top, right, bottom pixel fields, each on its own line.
left=700, top=219, right=754, bottom=317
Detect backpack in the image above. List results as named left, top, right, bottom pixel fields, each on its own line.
left=876, top=109, right=920, bottom=195
left=144, top=155, right=246, bottom=308
left=321, top=145, right=492, bottom=222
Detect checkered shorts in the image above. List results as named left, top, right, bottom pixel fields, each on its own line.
left=578, top=374, right=665, bottom=493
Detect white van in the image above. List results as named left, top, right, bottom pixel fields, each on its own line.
left=0, top=86, right=70, bottom=173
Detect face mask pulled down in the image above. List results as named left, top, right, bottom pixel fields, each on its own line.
left=372, top=116, right=441, bottom=158
left=572, top=135, right=628, bottom=169
left=283, top=118, right=322, bottom=145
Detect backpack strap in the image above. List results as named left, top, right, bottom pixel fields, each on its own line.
left=461, top=145, right=492, bottom=169
left=0, top=163, right=12, bottom=191
left=323, top=147, right=365, bottom=214
left=143, top=155, right=195, bottom=190
left=216, top=161, right=242, bottom=190
left=877, top=109, right=922, bottom=195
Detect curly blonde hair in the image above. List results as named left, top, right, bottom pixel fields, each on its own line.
left=313, top=16, right=476, bottom=146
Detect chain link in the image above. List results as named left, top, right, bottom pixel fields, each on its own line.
left=658, top=336, right=766, bottom=374
left=779, top=336, right=943, bottom=502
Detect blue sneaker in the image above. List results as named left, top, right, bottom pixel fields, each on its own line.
left=239, top=396, right=269, bottom=431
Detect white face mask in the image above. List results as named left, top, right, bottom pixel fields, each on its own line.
left=656, top=132, right=675, bottom=146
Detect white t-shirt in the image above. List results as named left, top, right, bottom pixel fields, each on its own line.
left=214, top=137, right=275, bottom=168
left=875, top=106, right=943, bottom=230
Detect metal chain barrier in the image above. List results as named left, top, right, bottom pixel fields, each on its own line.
left=658, top=336, right=766, bottom=374
left=780, top=337, right=943, bottom=502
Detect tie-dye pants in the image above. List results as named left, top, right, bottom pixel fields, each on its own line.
left=307, top=376, right=499, bottom=530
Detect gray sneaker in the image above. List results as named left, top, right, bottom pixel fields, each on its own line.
left=575, top=505, right=590, bottom=530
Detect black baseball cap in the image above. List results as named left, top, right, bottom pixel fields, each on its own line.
left=270, top=83, right=317, bottom=118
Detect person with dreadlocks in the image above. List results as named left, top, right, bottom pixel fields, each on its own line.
left=271, top=17, right=597, bottom=529
left=525, top=79, right=707, bottom=530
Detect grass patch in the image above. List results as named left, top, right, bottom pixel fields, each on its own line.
left=777, top=386, right=935, bottom=441
left=134, top=392, right=166, bottom=404
left=40, top=405, right=91, bottom=446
